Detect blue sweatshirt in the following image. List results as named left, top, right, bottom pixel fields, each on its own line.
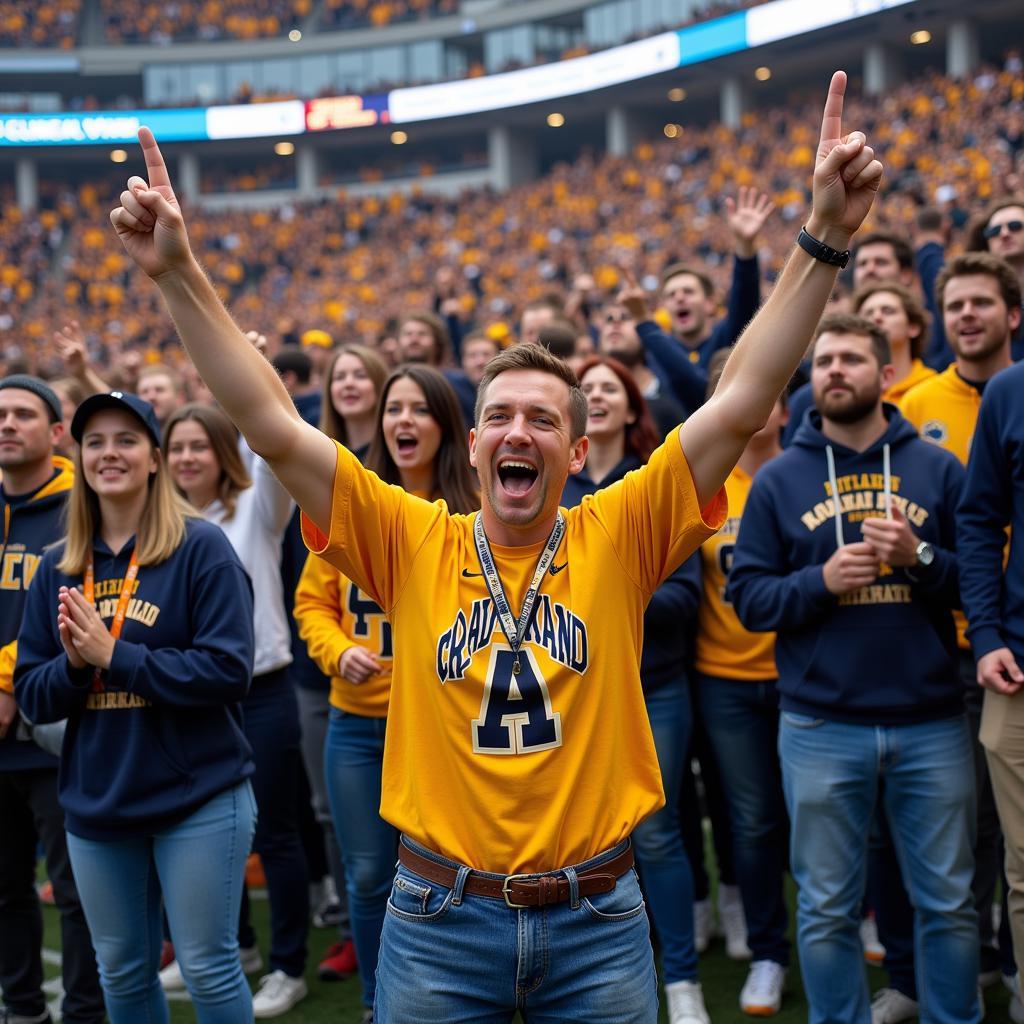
left=14, top=518, right=255, bottom=840
left=957, top=362, right=1024, bottom=663
left=0, top=457, right=74, bottom=771
left=561, top=453, right=701, bottom=692
left=728, top=406, right=965, bottom=725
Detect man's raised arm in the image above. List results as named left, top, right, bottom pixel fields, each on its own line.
left=109, top=128, right=337, bottom=532
left=679, top=71, right=883, bottom=507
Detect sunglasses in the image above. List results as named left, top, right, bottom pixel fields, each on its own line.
left=983, top=220, right=1024, bottom=239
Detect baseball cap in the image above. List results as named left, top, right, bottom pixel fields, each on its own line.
left=300, top=329, right=333, bottom=348
left=0, top=375, right=63, bottom=423
left=71, top=392, right=162, bottom=448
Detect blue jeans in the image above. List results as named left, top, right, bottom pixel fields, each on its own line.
left=242, top=668, right=309, bottom=977
left=324, top=708, right=396, bottom=1008
left=696, top=674, right=790, bottom=965
left=66, top=781, right=256, bottom=1024
left=375, top=837, right=658, bottom=1023
left=633, top=677, right=697, bottom=982
left=780, top=713, right=979, bottom=1024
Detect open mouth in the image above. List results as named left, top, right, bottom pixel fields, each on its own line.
left=497, top=458, right=539, bottom=497
left=395, top=434, right=418, bottom=455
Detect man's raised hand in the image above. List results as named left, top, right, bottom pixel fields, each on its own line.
left=109, top=128, right=193, bottom=279
left=726, top=187, right=775, bottom=258
left=810, top=71, right=883, bottom=242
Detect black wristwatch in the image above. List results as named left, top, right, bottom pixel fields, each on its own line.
left=797, top=226, right=851, bottom=268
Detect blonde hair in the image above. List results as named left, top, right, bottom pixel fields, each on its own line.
left=58, top=438, right=196, bottom=576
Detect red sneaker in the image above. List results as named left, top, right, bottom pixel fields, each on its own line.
left=160, top=940, right=176, bottom=970
left=318, top=939, right=358, bottom=981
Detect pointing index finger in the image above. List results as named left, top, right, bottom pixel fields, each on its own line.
left=138, top=126, right=172, bottom=190
left=819, top=70, right=847, bottom=146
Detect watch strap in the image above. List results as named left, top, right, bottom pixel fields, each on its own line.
left=797, top=226, right=851, bottom=268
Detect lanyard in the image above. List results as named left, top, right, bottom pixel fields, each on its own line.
left=473, top=511, right=565, bottom=676
left=84, top=548, right=140, bottom=690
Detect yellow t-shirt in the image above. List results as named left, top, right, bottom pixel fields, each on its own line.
left=302, top=436, right=726, bottom=873
left=900, top=364, right=982, bottom=649
left=294, top=553, right=392, bottom=719
left=695, top=465, right=777, bottom=680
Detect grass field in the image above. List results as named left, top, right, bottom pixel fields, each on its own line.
left=41, top=876, right=1016, bottom=1022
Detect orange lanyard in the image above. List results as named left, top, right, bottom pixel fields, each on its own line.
left=84, top=548, right=140, bottom=690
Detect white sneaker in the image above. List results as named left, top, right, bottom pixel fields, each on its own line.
left=240, top=944, right=263, bottom=975
left=665, top=979, right=711, bottom=1024
left=252, top=970, right=308, bottom=1018
left=859, top=915, right=885, bottom=966
left=159, top=958, right=187, bottom=991
left=740, top=960, right=785, bottom=1016
left=1006, top=973, right=1024, bottom=1024
left=693, top=898, right=713, bottom=954
left=718, top=884, right=752, bottom=960
left=870, top=987, right=918, bottom=1024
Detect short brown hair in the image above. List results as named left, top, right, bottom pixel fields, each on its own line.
left=475, top=344, right=588, bottom=440
left=137, top=363, right=183, bottom=393
left=851, top=280, right=930, bottom=360
left=854, top=231, right=914, bottom=271
left=537, top=320, right=578, bottom=360
left=813, top=313, right=891, bottom=369
left=400, top=311, right=451, bottom=366
left=936, top=253, right=1022, bottom=313
left=660, top=263, right=713, bottom=297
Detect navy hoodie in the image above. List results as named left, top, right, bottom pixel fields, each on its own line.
left=728, top=406, right=965, bottom=725
left=0, top=456, right=74, bottom=771
left=561, top=453, right=701, bottom=692
left=15, top=518, right=255, bottom=839
left=957, top=362, right=1024, bottom=663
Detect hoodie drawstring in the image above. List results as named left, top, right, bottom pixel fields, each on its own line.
left=882, top=443, right=892, bottom=520
left=825, top=445, right=844, bottom=549
left=826, top=441, right=894, bottom=551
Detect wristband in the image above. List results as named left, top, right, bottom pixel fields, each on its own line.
left=797, top=226, right=851, bottom=269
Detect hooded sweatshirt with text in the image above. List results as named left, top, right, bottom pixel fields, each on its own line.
left=728, top=406, right=964, bottom=725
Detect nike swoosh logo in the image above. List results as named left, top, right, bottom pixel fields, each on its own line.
left=549, top=562, right=568, bottom=576
left=462, top=568, right=483, bottom=578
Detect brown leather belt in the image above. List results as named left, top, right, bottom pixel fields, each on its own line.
left=397, top=842, right=634, bottom=909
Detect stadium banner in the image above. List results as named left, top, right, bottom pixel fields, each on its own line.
left=677, top=13, right=748, bottom=67
left=206, top=100, right=306, bottom=140
left=387, top=31, right=681, bottom=124
left=305, top=94, right=390, bottom=132
left=0, top=107, right=206, bottom=146
left=745, top=0, right=916, bottom=47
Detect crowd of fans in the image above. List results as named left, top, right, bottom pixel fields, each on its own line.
left=5, top=58, right=1022, bottom=382
left=4, top=43, right=1024, bottom=1024
left=0, top=0, right=80, bottom=47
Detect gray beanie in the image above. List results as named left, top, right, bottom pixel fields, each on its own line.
left=0, top=375, right=63, bottom=423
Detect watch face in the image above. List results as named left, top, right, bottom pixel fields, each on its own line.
left=918, top=542, right=935, bottom=566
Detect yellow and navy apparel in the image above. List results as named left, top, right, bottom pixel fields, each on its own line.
left=14, top=519, right=255, bottom=840
left=302, top=435, right=726, bottom=874
left=900, top=365, right=986, bottom=650
left=560, top=453, right=702, bottom=693
left=729, top=407, right=965, bottom=726
left=696, top=465, right=777, bottom=681
left=294, top=553, right=392, bottom=719
left=0, top=456, right=74, bottom=771
left=958, top=363, right=1024, bottom=662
